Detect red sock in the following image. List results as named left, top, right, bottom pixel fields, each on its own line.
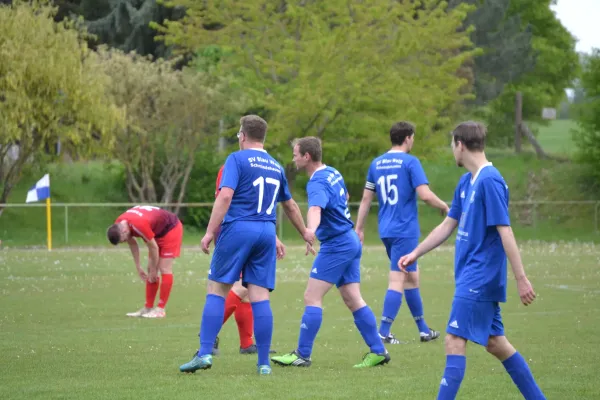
left=223, top=291, right=242, bottom=324
left=234, top=302, right=254, bottom=348
left=157, top=274, right=173, bottom=309
left=145, top=281, right=159, bottom=308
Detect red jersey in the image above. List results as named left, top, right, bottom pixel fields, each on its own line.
left=115, top=206, right=179, bottom=242
left=215, top=164, right=225, bottom=198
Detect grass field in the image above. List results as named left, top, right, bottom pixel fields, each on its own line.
left=2, top=243, right=599, bottom=399
left=534, top=119, right=578, bottom=156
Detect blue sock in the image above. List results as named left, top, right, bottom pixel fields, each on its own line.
left=502, top=352, right=546, bottom=399
left=297, top=306, right=323, bottom=359
left=405, top=288, right=430, bottom=334
left=353, top=306, right=386, bottom=354
left=437, top=355, right=466, bottom=400
left=379, top=289, right=403, bottom=337
left=251, top=300, right=273, bottom=366
left=198, top=294, right=225, bottom=356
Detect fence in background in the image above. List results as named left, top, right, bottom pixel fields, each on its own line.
left=1, top=200, right=599, bottom=246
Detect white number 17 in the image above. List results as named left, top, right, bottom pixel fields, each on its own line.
left=253, top=176, right=281, bottom=215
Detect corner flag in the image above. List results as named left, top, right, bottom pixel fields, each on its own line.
left=25, top=174, right=52, bottom=251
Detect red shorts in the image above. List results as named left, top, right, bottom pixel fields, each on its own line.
left=156, top=221, right=183, bottom=258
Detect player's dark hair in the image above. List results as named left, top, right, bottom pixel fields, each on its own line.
left=107, top=224, right=121, bottom=245
left=390, top=121, right=415, bottom=146
left=451, top=121, right=486, bottom=151
left=240, top=115, right=268, bottom=142
left=293, top=136, right=322, bottom=162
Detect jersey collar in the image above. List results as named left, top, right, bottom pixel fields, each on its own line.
left=310, top=165, right=327, bottom=180
left=247, top=148, right=267, bottom=153
left=470, top=162, right=493, bottom=185
left=387, top=150, right=404, bottom=153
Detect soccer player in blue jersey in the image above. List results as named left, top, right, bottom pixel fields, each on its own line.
left=271, top=137, right=390, bottom=368
left=355, top=121, right=449, bottom=345
left=179, top=115, right=312, bottom=376
left=399, top=122, right=546, bottom=399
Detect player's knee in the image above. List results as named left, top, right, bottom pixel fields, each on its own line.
left=486, top=336, right=514, bottom=359
left=339, top=287, right=366, bottom=311
left=444, top=334, right=467, bottom=355
left=404, top=271, right=420, bottom=288
left=303, top=289, right=322, bottom=307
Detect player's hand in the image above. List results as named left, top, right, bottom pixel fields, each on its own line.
left=355, top=229, right=364, bottom=244
left=397, top=252, right=418, bottom=273
left=276, top=237, right=286, bottom=260
left=137, top=268, right=148, bottom=282
left=517, top=276, right=536, bottom=306
left=303, top=229, right=316, bottom=245
left=305, top=242, right=316, bottom=256
left=201, top=232, right=215, bottom=255
left=147, top=270, right=158, bottom=283
left=441, top=205, right=450, bottom=216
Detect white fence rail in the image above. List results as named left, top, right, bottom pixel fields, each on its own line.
left=1, top=201, right=599, bottom=245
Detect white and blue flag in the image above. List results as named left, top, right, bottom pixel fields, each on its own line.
left=25, top=174, right=50, bottom=203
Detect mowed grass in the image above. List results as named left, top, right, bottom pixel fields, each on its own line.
left=1, top=243, right=600, bottom=399
left=532, top=119, right=578, bottom=156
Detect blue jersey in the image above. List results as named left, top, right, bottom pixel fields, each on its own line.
left=307, top=165, right=354, bottom=242
left=365, top=151, right=429, bottom=238
left=448, top=163, right=510, bottom=303
left=219, top=149, right=292, bottom=224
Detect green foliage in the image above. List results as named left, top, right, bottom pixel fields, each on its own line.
left=181, top=149, right=226, bottom=229
left=573, top=49, right=600, bottom=191
left=482, top=0, right=579, bottom=147
left=0, top=0, right=122, bottom=209
left=155, top=0, right=477, bottom=190
left=449, top=0, right=536, bottom=106
left=92, top=46, right=243, bottom=213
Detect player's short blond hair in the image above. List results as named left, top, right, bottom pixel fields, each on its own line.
left=240, top=115, right=268, bottom=142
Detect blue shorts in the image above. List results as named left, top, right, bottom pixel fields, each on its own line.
left=311, top=230, right=362, bottom=288
left=382, top=237, right=419, bottom=272
left=446, top=297, right=505, bottom=346
left=209, top=221, right=276, bottom=291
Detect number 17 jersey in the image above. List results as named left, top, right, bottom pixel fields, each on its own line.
left=219, top=149, right=292, bottom=224
left=365, top=151, right=429, bottom=239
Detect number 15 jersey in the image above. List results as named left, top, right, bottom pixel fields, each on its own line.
left=365, top=151, right=429, bottom=239
left=219, top=149, right=292, bottom=224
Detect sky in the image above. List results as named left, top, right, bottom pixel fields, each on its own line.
left=551, top=0, right=600, bottom=54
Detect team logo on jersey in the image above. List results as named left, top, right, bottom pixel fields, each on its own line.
left=460, top=190, right=465, bottom=199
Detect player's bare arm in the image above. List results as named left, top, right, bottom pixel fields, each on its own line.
left=355, top=189, right=375, bottom=243
left=145, top=238, right=160, bottom=283
left=127, top=237, right=146, bottom=281
left=201, top=187, right=234, bottom=254
left=497, top=225, right=536, bottom=306
left=416, top=185, right=450, bottom=215
left=281, top=199, right=308, bottom=237
left=398, top=217, right=458, bottom=270
left=275, top=236, right=286, bottom=260
left=281, top=199, right=316, bottom=255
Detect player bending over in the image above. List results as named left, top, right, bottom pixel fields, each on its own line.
left=179, top=115, right=312, bottom=376
left=355, top=121, right=448, bottom=344
left=107, top=205, right=183, bottom=319
left=271, top=137, right=390, bottom=369
left=399, top=121, right=546, bottom=400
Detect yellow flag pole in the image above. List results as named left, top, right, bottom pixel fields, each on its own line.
left=46, top=197, right=52, bottom=251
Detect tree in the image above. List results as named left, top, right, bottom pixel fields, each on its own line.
left=93, top=47, right=242, bottom=215
left=449, top=0, right=536, bottom=106
left=573, top=49, right=600, bottom=190
left=154, top=0, right=477, bottom=189
left=84, top=0, right=186, bottom=59
left=0, top=0, right=122, bottom=215
left=483, top=0, right=579, bottom=147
